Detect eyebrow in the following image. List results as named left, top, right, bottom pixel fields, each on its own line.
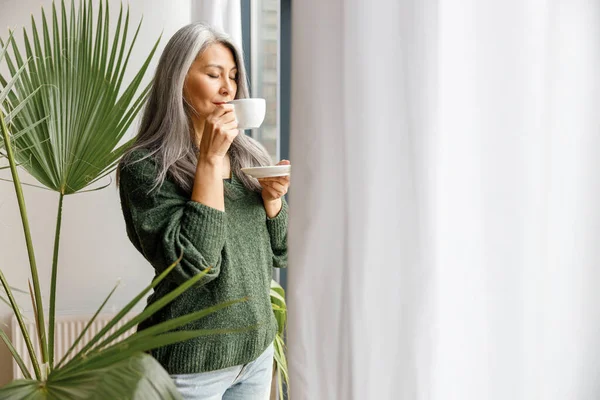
left=205, top=64, right=238, bottom=71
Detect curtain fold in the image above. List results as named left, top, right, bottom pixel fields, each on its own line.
left=288, top=1, right=600, bottom=399
left=190, top=0, right=242, bottom=48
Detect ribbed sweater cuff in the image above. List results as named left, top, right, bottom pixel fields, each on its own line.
left=181, top=201, right=226, bottom=257
left=266, top=198, right=288, bottom=246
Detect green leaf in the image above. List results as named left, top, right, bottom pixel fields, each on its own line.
left=0, top=285, right=29, bottom=295
left=0, top=30, right=14, bottom=65
left=5, top=87, right=43, bottom=125
left=0, top=328, right=32, bottom=379
left=88, top=353, right=181, bottom=400
left=2, top=0, right=160, bottom=194
left=274, top=334, right=290, bottom=398
left=57, top=255, right=184, bottom=367
left=270, top=304, right=286, bottom=312
left=56, top=280, right=120, bottom=369
left=270, top=280, right=287, bottom=336
left=270, top=280, right=289, bottom=398
left=99, top=297, right=248, bottom=351
left=0, top=266, right=42, bottom=380
left=0, top=293, right=11, bottom=306
left=0, top=177, right=53, bottom=191
left=57, top=280, right=248, bottom=376
left=270, top=289, right=286, bottom=305
left=0, top=353, right=182, bottom=400
left=0, top=60, right=31, bottom=105
left=62, top=326, right=253, bottom=375
left=81, top=260, right=215, bottom=356
left=8, top=117, right=48, bottom=142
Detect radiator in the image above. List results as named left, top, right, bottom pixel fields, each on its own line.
left=11, top=314, right=137, bottom=380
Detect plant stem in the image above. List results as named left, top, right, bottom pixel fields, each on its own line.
left=0, top=269, right=40, bottom=379
left=0, top=328, right=32, bottom=379
left=48, top=192, right=64, bottom=369
left=0, top=109, right=48, bottom=370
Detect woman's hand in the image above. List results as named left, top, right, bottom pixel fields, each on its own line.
left=192, top=104, right=238, bottom=211
left=258, top=160, right=291, bottom=218
left=198, top=104, right=238, bottom=164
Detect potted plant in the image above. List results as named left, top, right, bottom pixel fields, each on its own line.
left=0, top=1, right=246, bottom=397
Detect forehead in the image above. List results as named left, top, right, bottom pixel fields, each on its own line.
left=196, top=43, right=237, bottom=69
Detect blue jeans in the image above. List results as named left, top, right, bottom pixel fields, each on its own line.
left=171, top=343, right=274, bottom=400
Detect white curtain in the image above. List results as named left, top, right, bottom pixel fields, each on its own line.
left=287, top=0, right=600, bottom=399
left=190, top=0, right=242, bottom=48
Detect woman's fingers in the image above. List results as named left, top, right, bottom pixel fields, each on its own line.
left=261, top=185, right=282, bottom=200
left=222, top=119, right=239, bottom=132
left=212, top=104, right=238, bottom=131
left=258, top=177, right=287, bottom=187
left=267, top=180, right=287, bottom=192
left=257, top=162, right=291, bottom=200
left=220, top=110, right=237, bottom=125
left=259, top=165, right=290, bottom=202
left=259, top=179, right=287, bottom=197
left=206, top=105, right=236, bottom=128
left=259, top=176, right=290, bottom=185
left=212, top=104, right=235, bottom=118
left=199, top=111, right=239, bottom=159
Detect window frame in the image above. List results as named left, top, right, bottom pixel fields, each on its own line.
left=242, top=0, right=291, bottom=292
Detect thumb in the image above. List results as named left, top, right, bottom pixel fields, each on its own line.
left=276, top=159, right=291, bottom=166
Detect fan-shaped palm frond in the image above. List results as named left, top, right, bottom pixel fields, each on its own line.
left=0, top=0, right=159, bottom=194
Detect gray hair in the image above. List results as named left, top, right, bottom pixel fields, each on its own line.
left=119, top=22, right=271, bottom=193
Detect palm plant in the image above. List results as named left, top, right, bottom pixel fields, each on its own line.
left=0, top=0, right=157, bottom=370
left=0, top=1, right=247, bottom=397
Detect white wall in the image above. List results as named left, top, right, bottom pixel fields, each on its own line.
left=0, top=0, right=191, bottom=385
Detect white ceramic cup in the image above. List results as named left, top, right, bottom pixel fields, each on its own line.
left=229, top=98, right=266, bottom=130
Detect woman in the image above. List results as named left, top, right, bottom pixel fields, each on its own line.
left=117, top=22, right=289, bottom=400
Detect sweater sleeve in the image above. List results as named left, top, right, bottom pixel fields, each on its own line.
left=266, top=197, right=288, bottom=269
left=119, top=154, right=226, bottom=285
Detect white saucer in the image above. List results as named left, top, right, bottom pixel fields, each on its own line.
left=241, top=165, right=291, bottom=179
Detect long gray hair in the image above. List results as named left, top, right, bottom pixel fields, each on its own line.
left=119, top=22, right=271, bottom=193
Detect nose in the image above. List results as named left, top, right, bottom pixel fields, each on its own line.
left=220, top=78, right=234, bottom=97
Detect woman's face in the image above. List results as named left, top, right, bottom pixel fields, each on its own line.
left=183, top=43, right=238, bottom=120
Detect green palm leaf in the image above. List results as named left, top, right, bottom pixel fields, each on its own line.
left=0, top=353, right=182, bottom=400
left=0, top=0, right=161, bottom=374
left=1, top=2, right=269, bottom=398
left=0, top=251, right=247, bottom=398
left=0, top=0, right=159, bottom=194
left=271, top=279, right=290, bottom=398
left=271, top=280, right=287, bottom=336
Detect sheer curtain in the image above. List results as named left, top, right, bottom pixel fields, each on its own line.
left=190, top=0, right=242, bottom=47
left=287, top=0, right=600, bottom=399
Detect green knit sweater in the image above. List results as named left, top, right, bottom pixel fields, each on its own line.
left=118, top=150, right=288, bottom=374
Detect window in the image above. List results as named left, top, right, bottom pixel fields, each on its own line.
left=243, top=0, right=291, bottom=294
left=249, top=0, right=280, bottom=162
